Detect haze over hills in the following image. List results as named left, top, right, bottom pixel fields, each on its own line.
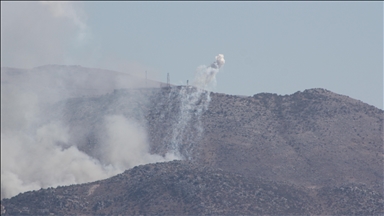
left=1, top=65, right=166, bottom=99
left=1, top=65, right=178, bottom=200
left=1, top=65, right=383, bottom=215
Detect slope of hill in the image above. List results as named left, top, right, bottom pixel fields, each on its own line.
left=41, top=85, right=383, bottom=190
left=195, top=88, right=383, bottom=189
left=1, top=65, right=383, bottom=214
left=1, top=161, right=383, bottom=215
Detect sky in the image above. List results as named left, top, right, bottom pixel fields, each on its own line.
left=1, top=1, right=383, bottom=109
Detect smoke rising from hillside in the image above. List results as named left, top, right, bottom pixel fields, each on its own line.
left=167, top=87, right=211, bottom=159
left=1, top=67, right=179, bottom=199
left=1, top=1, right=181, bottom=199
left=1, top=52, right=225, bottom=199
left=167, top=54, right=225, bottom=159
left=100, top=115, right=178, bottom=170
left=194, top=54, right=225, bottom=90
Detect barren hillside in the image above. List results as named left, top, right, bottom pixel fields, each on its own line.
left=1, top=161, right=383, bottom=215
left=52, top=86, right=383, bottom=189
left=1, top=65, right=383, bottom=215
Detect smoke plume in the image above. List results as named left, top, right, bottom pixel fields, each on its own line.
left=194, top=54, right=225, bottom=90
left=210, top=54, right=226, bottom=69
left=1, top=2, right=180, bottom=200
left=166, top=54, right=225, bottom=159
left=0, top=66, right=179, bottom=199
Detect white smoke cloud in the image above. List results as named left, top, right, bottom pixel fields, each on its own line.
left=1, top=121, right=115, bottom=199
left=167, top=54, right=225, bottom=159
left=0, top=66, right=180, bottom=199
left=1, top=51, right=226, bottom=199
left=193, top=54, right=225, bottom=90
left=1, top=105, right=179, bottom=199
left=211, top=54, right=225, bottom=69
left=1, top=2, right=183, bottom=199
left=168, top=87, right=211, bottom=159
left=100, top=115, right=178, bottom=170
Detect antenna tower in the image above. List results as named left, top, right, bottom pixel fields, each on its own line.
left=167, top=73, right=170, bottom=88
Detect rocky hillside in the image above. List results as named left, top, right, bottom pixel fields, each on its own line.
left=195, top=88, right=383, bottom=189
left=1, top=161, right=383, bottom=215
left=52, top=86, right=383, bottom=190
left=2, top=65, right=383, bottom=215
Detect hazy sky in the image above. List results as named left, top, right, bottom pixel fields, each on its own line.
left=1, top=1, right=383, bottom=109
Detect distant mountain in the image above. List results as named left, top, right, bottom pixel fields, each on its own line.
left=1, top=65, right=383, bottom=215
left=1, top=65, right=166, bottom=100
left=1, top=161, right=383, bottom=215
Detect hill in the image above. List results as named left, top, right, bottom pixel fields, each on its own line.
left=1, top=65, right=383, bottom=214
left=53, top=86, right=383, bottom=189
left=1, top=161, right=383, bottom=215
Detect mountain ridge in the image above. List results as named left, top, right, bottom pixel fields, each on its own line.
left=1, top=65, right=383, bottom=215
left=40, top=84, right=383, bottom=190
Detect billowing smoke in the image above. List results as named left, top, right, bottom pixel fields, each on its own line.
left=194, top=54, right=225, bottom=90
left=0, top=66, right=179, bottom=199
left=210, top=54, right=226, bottom=69
left=1, top=1, right=181, bottom=200
left=166, top=54, right=225, bottom=159
left=99, top=115, right=178, bottom=170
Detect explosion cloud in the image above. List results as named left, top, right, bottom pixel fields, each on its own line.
left=210, top=54, right=225, bottom=69
left=194, top=54, right=225, bottom=90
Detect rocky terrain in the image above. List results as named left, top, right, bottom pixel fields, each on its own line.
left=1, top=65, right=383, bottom=215
left=1, top=161, right=383, bottom=215
left=48, top=85, right=383, bottom=189
left=196, top=88, right=383, bottom=189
